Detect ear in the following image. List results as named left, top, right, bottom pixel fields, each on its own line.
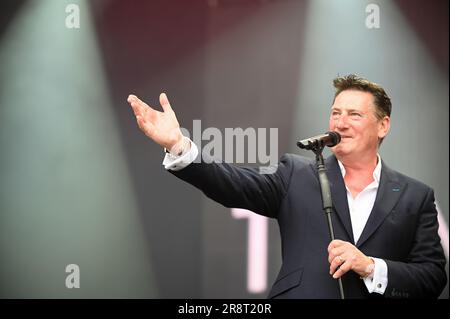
left=378, top=116, right=390, bottom=139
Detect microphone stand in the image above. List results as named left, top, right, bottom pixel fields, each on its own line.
left=298, top=140, right=345, bottom=299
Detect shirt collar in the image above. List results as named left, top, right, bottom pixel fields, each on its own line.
left=337, top=154, right=382, bottom=184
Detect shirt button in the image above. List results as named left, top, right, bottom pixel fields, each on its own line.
left=377, top=283, right=382, bottom=289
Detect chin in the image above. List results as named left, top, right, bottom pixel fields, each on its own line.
left=332, top=146, right=351, bottom=158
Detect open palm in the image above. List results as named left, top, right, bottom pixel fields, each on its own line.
left=127, top=93, right=183, bottom=150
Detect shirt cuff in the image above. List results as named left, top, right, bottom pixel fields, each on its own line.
left=363, top=257, right=388, bottom=295
left=162, top=137, right=198, bottom=171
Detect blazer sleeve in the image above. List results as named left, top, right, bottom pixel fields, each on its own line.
left=384, top=188, right=447, bottom=298
left=168, top=153, right=295, bottom=218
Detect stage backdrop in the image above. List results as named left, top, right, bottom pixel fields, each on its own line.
left=0, top=0, right=448, bottom=298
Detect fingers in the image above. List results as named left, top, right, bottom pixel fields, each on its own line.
left=327, top=240, right=353, bottom=279
left=327, top=239, right=345, bottom=253
left=127, top=93, right=172, bottom=117
left=127, top=95, right=153, bottom=136
left=329, top=255, right=346, bottom=276
left=328, top=247, right=345, bottom=263
left=331, top=258, right=351, bottom=279
left=128, top=94, right=148, bottom=117
left=159, top=92, right=173, bottom=113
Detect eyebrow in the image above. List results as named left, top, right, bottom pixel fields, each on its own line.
left=330, top=107, right=363, bottom=113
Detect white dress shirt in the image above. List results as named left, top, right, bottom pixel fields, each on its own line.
left=337, top=157, right=388, bottom=294
left=163, top=137, right=388, bottom=295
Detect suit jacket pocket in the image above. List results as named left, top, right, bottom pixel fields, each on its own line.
left=268, top=267, right=303, bottom=298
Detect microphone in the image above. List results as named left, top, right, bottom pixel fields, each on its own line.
left=296, top=131, right=341, bottom=150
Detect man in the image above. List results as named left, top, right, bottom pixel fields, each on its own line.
left=127, top=75, right=447, bottom=298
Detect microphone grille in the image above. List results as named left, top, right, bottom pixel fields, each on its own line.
left=327, top=131, right=341, bottom=147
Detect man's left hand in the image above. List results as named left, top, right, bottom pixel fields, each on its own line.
left=328, top=239, right=374, bottom=279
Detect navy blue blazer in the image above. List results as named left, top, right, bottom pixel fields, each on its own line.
left=171, top=153, right=447, bottom=298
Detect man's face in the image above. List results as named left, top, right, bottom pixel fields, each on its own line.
left=329, top=90, right=389, bottom=160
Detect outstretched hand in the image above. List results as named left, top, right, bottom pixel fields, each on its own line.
left=127, top=93, right=183, bottom=150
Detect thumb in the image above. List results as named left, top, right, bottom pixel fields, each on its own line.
left=159, top=92, right=173, bottom=112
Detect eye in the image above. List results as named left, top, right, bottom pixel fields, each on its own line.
left=331, top=110, right=341, bottom=117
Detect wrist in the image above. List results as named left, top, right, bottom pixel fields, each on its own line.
left=165, top=131, right=183, bottom=151
left=167, top=136, right=190, bottom=156
left=360, top=257, right=375, bottom=279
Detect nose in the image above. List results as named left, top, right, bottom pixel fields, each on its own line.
left=335, top=114, right=349, bottom=130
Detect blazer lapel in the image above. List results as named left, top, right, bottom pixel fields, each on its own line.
left=356, top=161, right=405, bottom=247
left=324, top=156, right=354, bottom=243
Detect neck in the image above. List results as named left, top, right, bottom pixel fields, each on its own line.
left=336, top=152, right=378, bottom=173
